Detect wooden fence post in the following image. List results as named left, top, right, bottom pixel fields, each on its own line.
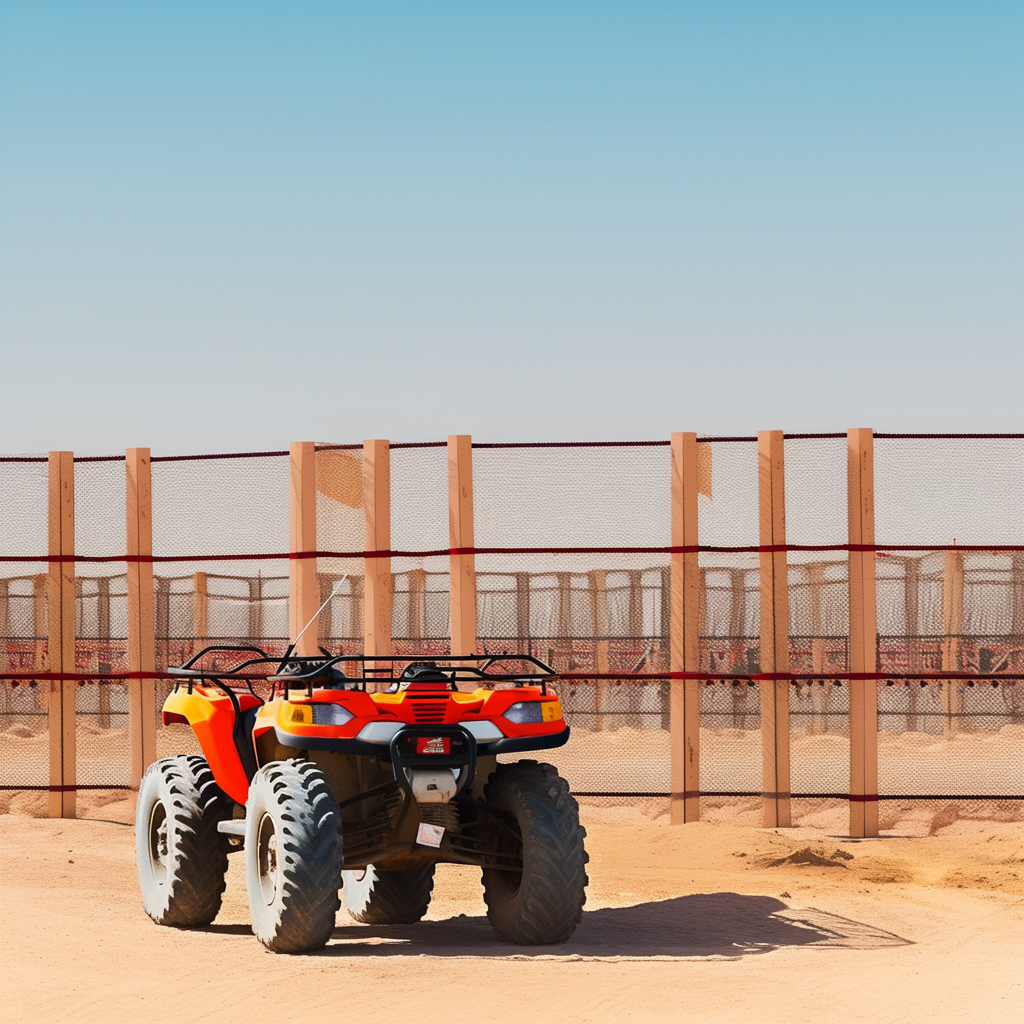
left=364, top=440, right=393, bottom=666
left=670, top=432, right=700, bottom=824
left=808, top=561, right=826, bottom=675
left=126, top=448, right=157, bottom=791
left=555, top=573, right=573, bottom=668
left=449, top=435, right=477, bottom=657
left=33, top=574, right=47, bottom=680
left=1012, top=551, right=1024, bottom=653
left=758, top=430, right=791, bottom=828
left=408, top=568, right=427, bottom=641
left=941, top=550, right=965, bottom=736
left=48, top=451, right=76, bottom=818
left=588, top=570, right=610, bottom=675
left=848, top=428, right=879, bottom=837
left=97, top=575, right=112, bottom=728
left=193, top=571, right=208, bottom=650
left=289, top=442, right=320, bottom=657
left=0, top=580, right=7, bottom=674
left=941, top=551, right=964, bottom=674
left=589, top=570, right=610, bottom=724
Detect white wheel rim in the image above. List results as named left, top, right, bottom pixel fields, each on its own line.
left=257, top=813, right=279, bottom=906
left=148, top=799, right=168, bottom=884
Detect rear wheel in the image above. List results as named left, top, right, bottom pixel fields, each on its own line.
left=245, top=759, right=342, bottom=953
left=481, top=760, right=588, bottom=944
left=343, top=864, right=436, bottom=923
left=135, top=755, right=233, bottom=927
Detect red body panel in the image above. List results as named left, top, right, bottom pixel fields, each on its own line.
left=260, top=685, right=565, bottom=745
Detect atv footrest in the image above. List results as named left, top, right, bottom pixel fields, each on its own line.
left=217, top=820, right=246, bottom=837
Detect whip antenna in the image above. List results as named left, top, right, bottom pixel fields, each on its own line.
left=293, top=575, right=348, bottom=649
left=277, top=577, right=349, bottom=670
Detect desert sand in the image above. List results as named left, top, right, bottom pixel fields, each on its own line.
left=1, top=791, right=1021, bottom=1024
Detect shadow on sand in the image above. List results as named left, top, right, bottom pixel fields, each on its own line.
left=196, top=893, right=910, bottom=960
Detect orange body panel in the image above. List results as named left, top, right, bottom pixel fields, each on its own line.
left=163, top=686, right=259, bottom=804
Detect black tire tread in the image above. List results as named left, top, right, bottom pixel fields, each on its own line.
left=345, top=865, right=436, bottom=924
left=482, top=759, right=589, bottom=945
left=138, top=754, right=233, bottom=927
left=247, top=759, right=342, bottom=953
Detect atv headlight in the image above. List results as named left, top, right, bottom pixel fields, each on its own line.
left=503, top=699, right=562, bottom=725
left=503, top=701, right=542, bottom=724
left=311, top=703, right=354, bottom=726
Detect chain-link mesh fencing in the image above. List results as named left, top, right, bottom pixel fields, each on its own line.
left=1, top=456, right=50, bottom=798
left=475, top=443, right=674, bottom=814
left=473, top=442, right=672, bottom=673
left=1, top=436, right=1021, bottom=827
left=0, top=680, right=48, bottom=804
left=783, top=437, right=851, bottom=825
left=72, top=458, right=132, bottom=789
left=390, top=443, right=450, bottom=663
left=873, top=437, right=1023, bottom=822
left=151, top=452, right=291, bottom=665
left=694, top=439, right=761, bottom=820
left=315, top=445, right=365, bottom=656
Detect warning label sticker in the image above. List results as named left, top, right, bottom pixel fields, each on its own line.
left=416, top=823, right=445, bottom=848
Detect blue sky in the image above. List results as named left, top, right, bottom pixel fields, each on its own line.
left=1, top=1, right=1020, bottom=454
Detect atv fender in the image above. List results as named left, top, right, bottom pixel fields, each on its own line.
left=163, top=687, right=260, bottom=804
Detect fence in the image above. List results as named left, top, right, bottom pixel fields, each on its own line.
left=1, top=433, right=1021, bottom=835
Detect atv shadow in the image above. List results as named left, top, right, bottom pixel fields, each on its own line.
left=312, top=893, right=911, bottom=960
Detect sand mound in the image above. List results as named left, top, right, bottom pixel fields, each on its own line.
left=3, top=724, right=36, bottom=739
left=762, top=846, right=855, bottom=869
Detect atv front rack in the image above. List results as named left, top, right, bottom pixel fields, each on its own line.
left=168, top=647, right=556, bottom=699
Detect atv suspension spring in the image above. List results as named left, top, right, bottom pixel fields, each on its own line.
left=418, top=802, right=459, bottom=831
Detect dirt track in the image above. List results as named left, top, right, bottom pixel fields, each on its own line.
left=2, top=797, right=1021, bottom=1024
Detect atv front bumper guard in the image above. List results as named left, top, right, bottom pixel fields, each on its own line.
left=388, top=725, right=477, bottom=798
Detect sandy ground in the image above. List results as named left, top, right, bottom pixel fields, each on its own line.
left=1, top=794, right=1022, bottom=1024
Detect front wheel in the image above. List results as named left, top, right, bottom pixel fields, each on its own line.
left=135, top=755, right=233, bottom=927
left=245, top=759, right=342, bottom=953
left=481, top=760, right=589, bottom=944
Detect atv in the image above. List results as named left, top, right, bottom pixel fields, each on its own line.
left=135, top=647, right=589, bottom=953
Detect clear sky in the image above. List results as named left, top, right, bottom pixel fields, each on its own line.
left=1, top=0, right=1021, bottom=455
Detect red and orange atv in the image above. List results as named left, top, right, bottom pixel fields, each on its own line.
left=135, top=648, right=588, bottom=953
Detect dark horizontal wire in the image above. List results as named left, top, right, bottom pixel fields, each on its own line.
left=782, top=433, right=847, bottom=439
left=0, top=451, right=293, bottom=464
left=873, top=433, right=1024, bottom=440
left=5, top=433, right=1021, bottom=465
left=571, top=792, right=1024, bottom=800
left=0, top=785, right=1018, bottom=798
left=0, top=785, right=134, bottom=792
left=1, top=670, right=1019, bottom=683
left=3, top=541, right=1023, bottom=563
left=472, top=440, right=673, bottom=448
left=314, top=442, right=449, bottom=451
left=151, top=450, right=289, bottom=462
